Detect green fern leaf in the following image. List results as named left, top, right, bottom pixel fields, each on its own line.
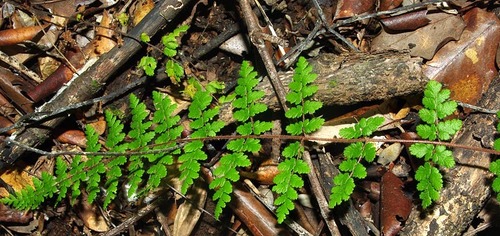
left=272, top=158, right=309, bottom=223
left=282, top=142, right=303, bottom=158
left=344, top=142, right=363, bottom=159
left=339, top=160, right=367, bottom=179
left=329, top=173, right=355, bottom=208
left=415, top=163, right=442, bottom=208
left=437, top=119, right=462, bottom=140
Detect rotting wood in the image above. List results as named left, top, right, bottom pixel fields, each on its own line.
left=400, top=77, right=500, bottom=235
left=263, top=50, right=427, bottom=109
left=0, top=0, right=194, bottom=167
left=220, top=50, right=427, bottom=123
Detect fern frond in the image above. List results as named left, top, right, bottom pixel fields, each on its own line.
left=83, top=125, right=105, bottom=203
left=272, top=158, right=309, bottom=223
left=330, top=117, right=384, bottom=208
left=103, top=110, right=128, bottom=208
left=210, top=152, right=251, bottom=218
left=409, top=80, right=462, bottom=207
left=179, top=141, right=206, bottom=194
left=273, top=57, right=323, bottom=223
left=210, top=61, right=271, bottom=219
left=127, top=94, right=155, bottom=197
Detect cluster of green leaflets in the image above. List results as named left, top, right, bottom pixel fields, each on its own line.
left=272, top=57, right=324, bottom=223
left=139, top=25, right=189, bottom=82
left=209, top=61, right=272, bottom=218
left=330, top=116, right=384, bottom=208
left=409, top=80, right=462, bottom=207
left=7, top=42, right=500, bottom=226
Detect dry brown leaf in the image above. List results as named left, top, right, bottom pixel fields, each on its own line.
left=0, top=166, right=33, bottom=198
left=55, top=129, right=87, bottom=148
left=423, top=8, right=500, bottom=106
left=173, top=180, right=207, bottom=236
left=379, top=0, right=402, bottom=11
left=372, top=12, right=466, bottom=59
left=335, top=0, right=376, bottom=19
left=78, top=195, right=109, bottom=232
left=380, top=9, right=430, bottom=32
left=0, top=204, right=32, bottom=223
left=377, top=143, right=403, bottom=166
left=132, top=0, right=155, bottom=26
left=93, top=10, right=117, bottom=56
left=240, top=165, right=279, bottom=185
left=380, top=171, right=412, bottom=236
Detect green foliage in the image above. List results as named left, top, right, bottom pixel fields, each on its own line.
left=140, top=33, right=150, bottom=43
left=0, top=91, right=183, bottom=210
left=180, top=90, right=224, bottom=194
left=273, top=57, right=322, bottom=223
left=138, top=25, right=189, bottom=80
left=138, top=56, right=157, bottom=76
left=210, top=61, right=271, bottom=219
left=415, top=162, right=442, bottom=208
left=409, top=80, right=462, bottom=208
left=161, top=25, right=189, bottom=57
left=489, top=111, right=500, bottom=201
left=162, top=25, right=189, bottom=82
left=330, top=117, right=383, bottom=208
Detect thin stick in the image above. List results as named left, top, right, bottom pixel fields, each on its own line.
left=239, top=0, right=289, bottom=111
left=303, top=151, right=341, bottom=236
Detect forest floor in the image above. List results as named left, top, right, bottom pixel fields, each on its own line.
left=0, top=0, right=499, bottom=235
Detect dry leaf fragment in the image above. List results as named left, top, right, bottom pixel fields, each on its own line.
left=379, top=0, right=402, bottom=11
left=380, top=171, right=412, bottom=236
left=0, top=24, right=46, bottom=46
left=372, top=12, right=466, bottom=59
left=380, top=9, right=430, bottom=32
left=335, top=0, right=376, bottom=19
left=78, top=195, right=109, bottom=232
left=55, top=129, right=87, bottom=148
left=423, top=8, right=500, bottom=107
left=131, top=0, right=155, bottom=26
left=173, top=180, right=207, bottom=236
left=377, top=143, right=403, bottom=166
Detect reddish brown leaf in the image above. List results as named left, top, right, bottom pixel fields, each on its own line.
left=0, top=204, right=32, bottom=223
left=0, top=116, right=14, bottom=135
left=380, top=10, right=430, bottom=32
left=380, top=171, right=412, bottom=236
left=0, top=67, right=33, bottom=113
left=27, top=49, right=85, bottom=102
left=55, top=129, right=87, bottom=148
left=335, top=0, right=376, bottom=19
left=379, top=0, right=402, bottom=11
left=423, top=8, right=500, bottom=107
left=240, top=165, right=279, bottom=185
left=0, top=24, right=46, bottom=46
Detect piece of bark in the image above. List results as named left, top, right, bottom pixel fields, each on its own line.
left=219, top=50, right=427, bottom=123
left=314, top=152, right=370, bottom=236
left=0, top=0, right=194, bottom=166
left=400, top=78, right=500, bottom=235
left=200, top=168, right=289, bottom=236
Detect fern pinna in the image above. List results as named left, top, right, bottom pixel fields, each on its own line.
left=408, top=80, right=462, bottom=208
left=329, top=117, right=384, bottom=208
left=209, top=61, right=272, bottom=218
left=272, top=57, right=324, bottom=223
left=179, top=90, right=224, bottom=194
